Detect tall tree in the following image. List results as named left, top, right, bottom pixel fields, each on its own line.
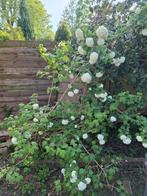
left=18, top=0, right=33, bottom=40
left=0, top=0, right=19, bottom=27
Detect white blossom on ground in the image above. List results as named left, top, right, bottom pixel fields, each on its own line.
left=120, top=135, right=127, bottom=141
left=81, top=73, right=92, bottom=84
left=74, top=89, right=79, bottom=94
left=78, top=181, right=87, bottom=191
left=70, top=171, right=77, bottom=183
left=141, top=29, right=147, bottom=36
left=96, top=72, right=103, bottom=78
left=32, top=103, right=39, bottom=110
left=110, top=116, right=117, bottom=122
left=136, top=135, right=143, bottom=142
left=68, top=91, right=74, bottom=97
left=75, top=28, right=84, bottom=41
left=78, top=46, right=85, bottom=55
left=11, top=137, right=18, bottom=145
left=142, top=143, right=147, bottom=148
left=86, top=37, right=94, bottom=47
left=33, top=118, right=39, bottom=123
left=89, top=52, right=99, bottom=64
left=75, top=125, right=78, bottom=128
left=82, top=133, right=88, bottom=139
left=62, top=119, right=69, bottom=125
left=96, top=26, right=108, bottom=40
left=120, top=56, right=126, bottom=63
left=97, top=38, right=105, bottom=45
left=85, top=177, right=91, bottom=184
left=38, top=131, right=43, bottom=135
left=70, top=116, right=75, bottom=121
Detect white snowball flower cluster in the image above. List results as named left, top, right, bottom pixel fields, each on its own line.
left=142, top=143, right=147, bottom=148
left=95, top=92, right=108, bottom=102
left=97, top=134, right=105, bottom=145
left=32, top=103, right=39, bottom=110
left=11, top=137, right=18, bottom=145
left=110, top=116, right=117, bottom=122
left=96, top=26, right=108, bottom=45
left=80, top=115, right=85, bottom=120
left=62, top=119, right=69, bottom=125
left=82, top=133, right=88, bottom=140
left=70, top=116, right=75, bottom=121
left=120, top=135, right=132, bottom=145
left=96, top=72, right=103, bottom=78
left=61, top=168, right=65, bottom=176
left=109, top=51, right=115, bottom=58
left=86, top=37, right=94, bottom=47
left=78, top=46, right=85, bottom=55
left=33, top=118, right=38, bottom=123
left=75, top=28, right=84, bottom=41
left=48, top=122, right=53, bottom=128
left=136, top=135, right=143, bottom=142
left=89, top=52, right=99, bottom=64
left=78, top=181, right=87, bottom=191
left=113, top=56, right=125, bottom=67
left=141, top=29, right=147, bottom=36
left=81, top=73, right=92, bottom=84
left=70, top=171, right=77, bottom=183
left=85, top=177, right=91, bottom=184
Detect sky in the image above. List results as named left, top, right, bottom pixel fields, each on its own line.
left=42, top=0, right=69, bottom=32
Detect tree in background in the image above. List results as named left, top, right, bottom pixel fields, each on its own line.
left=55, top=21, right=72, bottom=42
left=18, top=0, right=33, bottom=40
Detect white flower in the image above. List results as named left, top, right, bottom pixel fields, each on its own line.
left=86, top=37, right=94, bottom=47
left=135, top=7, right=141, bottom=14
left=120, top=56, right=125, bottom=63
left=108, top=95, right=112, bottom=99
left=75, top=28, right=84, bottom=41
left=75, top=125, right=78, bottom=128
left=70, top=116, right=75, bottom=121
left=48, top=122, right=53, bottom=128
left=99, top=84, right=104, bottom=88
left=78, top=181, right=87, bottom=191
left=120, top=135, right=127, bottom=140
left=33, top=118, right=38, bottom=123
left=109, top=52, right=115, bottom=58
left=68, top=91, right=74, bottom=97
left=123, top=138, right=132, bottom=145
left=61, top=168, right=65, bottom=176
left=97, top=38, right=105, bottom=45
left=82, top=133, right=88, bottom=140
left=72, top=160, right=76, bottom=164
left=11, top=137, right=18, bottom=145
left=99, top=140, right=106, bottom=145
left=96, top=26, right=108, bottom=40
left=97, top=134, right=104, bottom=141
left=113, top=58, right=121, bottom=67
left=78, top=46, right=85, bottom=55
left=62, top=119, right=69, bottom=125
left=95, top=92, right=107, bottom=99
left=96, top=72, right=103, bottom=78
left=81, top=73, right=92, bottom=84
left=32, top=103, right=39, bottom=110
left=141, top=29, right=147, bottom=36
left=136, top=135, right=143, bottom=142
left=89, top=87, right=92, bottom=91
left=110, top=116, right=117, bottom=122
left=74, top=89, right=79, bottom=94
left=70, top=171, right=77, bottom=183
left=89, top=52, right=99, bottom=64
left=85, top=177, right=91, bottom=184
left=38, top=131, right=43, bottom=135
left=142, top=143, right=147, bottom=149
left=80, top=115, right=85, bottom=121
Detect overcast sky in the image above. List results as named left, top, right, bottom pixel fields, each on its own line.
left=42, top=0, right=69, bottom=32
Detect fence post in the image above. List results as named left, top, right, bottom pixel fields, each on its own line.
left=144, top=154, right=147, bottom=196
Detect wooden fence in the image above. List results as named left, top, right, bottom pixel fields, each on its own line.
left=0, top=41, right=56, bottom=120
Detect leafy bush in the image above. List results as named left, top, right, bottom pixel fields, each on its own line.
left=0, top=2, right=147, bottom=196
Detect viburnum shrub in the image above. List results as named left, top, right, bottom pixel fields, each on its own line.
left=0, top=13, right=147, bottom=196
